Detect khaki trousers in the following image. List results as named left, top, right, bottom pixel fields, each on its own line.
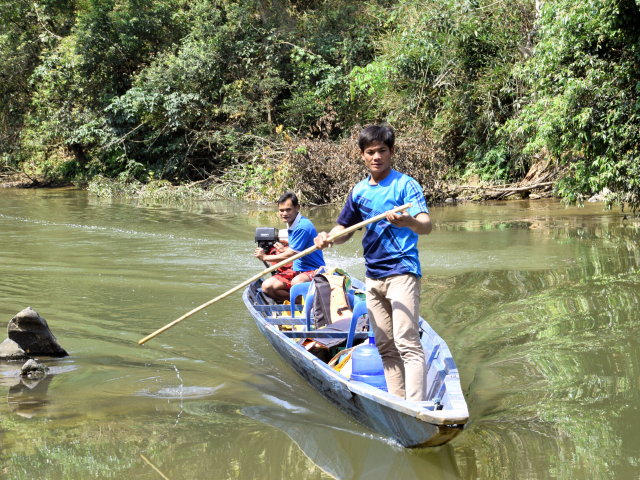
left=365, top=274, right=426, bottom=401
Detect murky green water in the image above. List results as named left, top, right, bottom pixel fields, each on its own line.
left=1, top=188, right=639, bottom=479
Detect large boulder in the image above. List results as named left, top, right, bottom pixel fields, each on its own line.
left=8, top=307, right=68, bottom=357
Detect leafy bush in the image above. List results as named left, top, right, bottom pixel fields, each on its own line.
left=504, top=0, right=640, bottom=209
left=2, top=0, right=640, bottom=210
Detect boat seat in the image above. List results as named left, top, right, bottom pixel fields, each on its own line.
left=281, top=319, right=368, bottom=343
left=289, top=281, right=311, bottom=317
left=287, top=297, right=368, bottom=348
left=346, top=299, right=368, bottom=348
left=347, top=289, right=355, bottom=309
left=304, top=290, right=316, bottom=330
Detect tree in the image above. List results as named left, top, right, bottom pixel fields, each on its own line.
left=0, top=0, right=76, bottom=164
left=505, top=0, right=640, bottom=209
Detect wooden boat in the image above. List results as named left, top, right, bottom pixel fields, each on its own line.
left=242, top=276, right=469, bottom=448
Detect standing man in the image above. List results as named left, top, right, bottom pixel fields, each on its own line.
left=255, top=192, right=325, bottom=302
left=314, top=125, right=432, bottom=401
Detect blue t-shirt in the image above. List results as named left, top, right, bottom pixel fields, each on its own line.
left=288, top=214, right=325, bottom=272
left=337, top=169, right=429, bottom=279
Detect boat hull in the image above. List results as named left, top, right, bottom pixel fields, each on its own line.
left=243, top=280, right=468, bottom=448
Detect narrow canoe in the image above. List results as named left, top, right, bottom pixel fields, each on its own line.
left=242, top=277, right=469, bottom=448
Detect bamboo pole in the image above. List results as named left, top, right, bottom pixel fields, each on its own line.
left=140, top=454, right=171, bottom=480
left=138, top=203, right=412, bottom=345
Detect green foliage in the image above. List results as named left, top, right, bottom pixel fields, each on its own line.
left=218, top=161, right=278, bottom=199
left=16, top=0, right=186, bottom=183
left=364, top=0, right=534, bottom=176
left=463, top=145, right=512, bottom=182
left=74, top=0, right=184, bottom=96
left=0, top=0, right=76, bottom=160
left=101, top=1, right=291, bottom=180
left=282, top=45, right=344, bottom=131
left=504, top=0, right=640, bottom=209
left=347, top=61, right=395, bottom=124
left=1, top=0, right=639, bottom=209
left=279, top=0, right=388, bottom=134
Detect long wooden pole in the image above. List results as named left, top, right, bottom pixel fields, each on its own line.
left=138, top=203, right=412, bottom=345
left=140, top=454, right=171, bottom=480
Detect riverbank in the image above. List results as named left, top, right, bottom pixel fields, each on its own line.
left=0, top=137, right=566, bottom=205
left=0, top=169, right=557, bottom=205
left=0, top=170, right=34, bottom=188
left=0, top=179, right=569, bottom=205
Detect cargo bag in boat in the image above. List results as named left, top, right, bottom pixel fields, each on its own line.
left=302, top=268, right=368, bottom=357
left=311, top=268, right=352, bottom=329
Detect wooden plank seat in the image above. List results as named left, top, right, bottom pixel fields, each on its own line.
left=281, top=330, right=365, bottom=339
left=253, top=304, right=305, bottom=324
left=254, top=304, right=302, bottom=313
left=266, top=317, right=307, bottom=326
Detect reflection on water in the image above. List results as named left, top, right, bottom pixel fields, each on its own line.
left=7, top=375, right=54, bottom=419
left=430, top=212, right=640, bottom=479
left=0, top=190, right=639, bottom=478
left=243, top=405, right=461, bottom=480
left=1, top=362, right=77, bottom=419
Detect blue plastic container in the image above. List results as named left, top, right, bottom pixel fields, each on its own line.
left=351, top=332, right=388, bottom=391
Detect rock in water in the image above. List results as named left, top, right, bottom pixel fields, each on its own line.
left=20, top=359, right=49, bottom=379
left=8, top=307, right=68, bottom=357
left=0, top=338, right=29, bottom=360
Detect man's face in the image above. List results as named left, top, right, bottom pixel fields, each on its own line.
left=361, top=141, right=393, bottom=179
left=278, top=199, right=299, bottom=225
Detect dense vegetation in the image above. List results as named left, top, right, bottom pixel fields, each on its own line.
left=1, top=0, right=639, bottom=209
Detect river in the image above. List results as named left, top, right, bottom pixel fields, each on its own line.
left=0, top=188, right=638, bottom=479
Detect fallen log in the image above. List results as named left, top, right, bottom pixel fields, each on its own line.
left=449, top=181, right=555, bottom=201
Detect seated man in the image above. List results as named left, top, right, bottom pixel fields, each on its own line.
left=254, top=192, right=325, bottom=302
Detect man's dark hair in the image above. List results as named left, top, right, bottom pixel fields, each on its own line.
left=277, top=191, right=300, bottom=207
left=358, top=124, right=395, bottom=152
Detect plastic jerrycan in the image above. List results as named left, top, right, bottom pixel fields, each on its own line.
left=350, top=331, right=388, bottom=391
